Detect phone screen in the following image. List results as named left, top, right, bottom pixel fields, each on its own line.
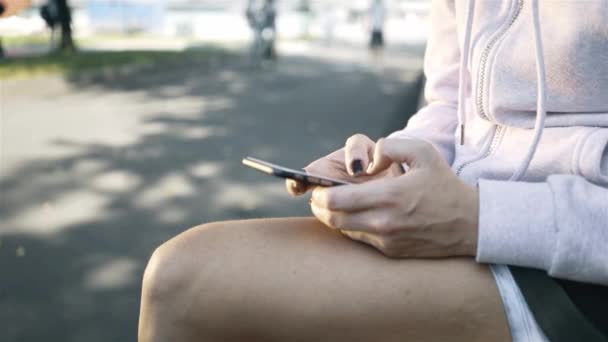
left=242, top=157, right=349, bottom=187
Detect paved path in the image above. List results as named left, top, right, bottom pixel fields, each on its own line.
left=0, top=42, right=423, bottom=342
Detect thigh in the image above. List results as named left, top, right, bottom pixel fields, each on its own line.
left=161, top=217, right=511, bottom=342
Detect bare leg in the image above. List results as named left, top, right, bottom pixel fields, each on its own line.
left=139, top=218, right=511, bottom=342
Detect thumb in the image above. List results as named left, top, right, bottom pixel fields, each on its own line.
left=366, top=138, right=437, bottom=175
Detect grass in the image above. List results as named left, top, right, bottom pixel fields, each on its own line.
left=3, top=34, right=52, bottom=46
left=0, top=46, right=230, bottom=79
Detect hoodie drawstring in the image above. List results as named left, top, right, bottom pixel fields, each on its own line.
left=458, top=0, right=547, bottom=181
left=457, top=0, right=476, bottom=146
left=509, top=0, right=547, bottom=181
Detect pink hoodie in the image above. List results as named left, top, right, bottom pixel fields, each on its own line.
left=389, top=0, right=608, bottom=285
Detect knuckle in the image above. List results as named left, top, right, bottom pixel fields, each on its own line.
left=417, top=140, right=435, bottom=155
left=326, top=213, right=342, bottom=229
left=379, top=190, right=398, bottom=207
left=323, top=191, right=338, bottom=210
left=369, top=216, right=390, bottom=234
left=346, top=133, right=370, bottom=147
left=377, top=218, right=401, bottom=236
left=304, top=160, right=320, bottom=173
left=345, top=135, right=357, bottom=146
left=374, top=138, right=385, bottom=153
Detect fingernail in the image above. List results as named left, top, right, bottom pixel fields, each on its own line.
left=351, top=159, right=363, bottom=175
left=0, top=4, right=5, bottom=15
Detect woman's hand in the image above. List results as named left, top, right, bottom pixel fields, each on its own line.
left=310, top=138, right=480, bottom=258
left=285, top=134, right=403, bottom=196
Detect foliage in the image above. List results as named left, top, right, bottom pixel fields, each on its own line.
left=0, top=46, right=228, bottom=79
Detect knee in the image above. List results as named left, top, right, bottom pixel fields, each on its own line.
left=141, top=222, right=219, bottom=313
left=141, top=243, right=184, bottom=310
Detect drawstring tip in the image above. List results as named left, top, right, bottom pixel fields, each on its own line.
left=460, top=124, right=465, bottom=145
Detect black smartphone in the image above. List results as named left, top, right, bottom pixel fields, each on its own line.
left=242, top=157, right=349, bottom=187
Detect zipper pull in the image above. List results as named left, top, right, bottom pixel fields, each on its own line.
left=460, top=124, right=465, bottom=145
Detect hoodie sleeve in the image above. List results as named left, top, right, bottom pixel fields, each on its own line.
left=477, top=176, right=608, bottom=286
left=387, top=0, right=460, bottom=166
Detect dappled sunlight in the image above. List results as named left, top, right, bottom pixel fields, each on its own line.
left=214, top=180, right=289, bottom=213
left=83, top=257, right=138, bottom=291
left=91, top=170, right=142, bottom=193
left=218, top=69, right=240, bottom=82
left=1, top=191, right=112, bottom=237
left=0, top=45, right=424, bottom=341
left=200, top=96, right=235, bottom=112
left=137, top=121, right=167, bottom=136
left=228, top=80, right=247, bottom=94
left=134, top=172, right=197, bottom=209
left=156, top=206, right=190, bottom=225
left=73, top=159, right=109, bottom=174
left=188, top=161, right=224, bottom=179
left=180, top=126, right=228, bottom=139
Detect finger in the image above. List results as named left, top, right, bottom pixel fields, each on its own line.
left=310, top=202, right=365, bottom=231
left=285, top=178, right=310, bottom=196
left=367, top=138, right=436, bottom=175
left=344, top=134, right=375, bottom=176
left=340, top=229, right=385, bottom=251
left=311, top=179, right=393, bottom=212
left=310, top=202, right=391, bottom=236
left=366, top=138, right=393, bottom=175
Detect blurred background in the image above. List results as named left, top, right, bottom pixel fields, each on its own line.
left=0, top=0, right=428, bottom=341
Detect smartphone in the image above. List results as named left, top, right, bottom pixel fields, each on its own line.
left=242, top=157, right=349, bottom=187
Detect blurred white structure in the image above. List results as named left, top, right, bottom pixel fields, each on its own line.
left=0, top=7, right=46, bottom=35
left=0, top=0, right=430, bottom=44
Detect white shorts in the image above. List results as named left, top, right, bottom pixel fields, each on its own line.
left=491, top=265, right=550, bottom=342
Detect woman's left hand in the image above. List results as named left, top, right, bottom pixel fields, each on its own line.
left=310, top=138, right=479, bottom=258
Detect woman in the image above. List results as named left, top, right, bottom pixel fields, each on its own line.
left=138, top=0, right=608, bottom=341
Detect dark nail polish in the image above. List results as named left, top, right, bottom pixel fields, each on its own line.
left=0, top=4, right=5, bottom=15
left=351, top=159, right=363, bottom=175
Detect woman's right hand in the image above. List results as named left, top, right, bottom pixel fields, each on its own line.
left=286, top=134, right=404, bottom=196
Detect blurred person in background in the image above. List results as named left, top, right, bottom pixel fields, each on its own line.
left=40, top=0, right=58, bottom=49
left=47, top=0, right=74, bottom=52
left=140, top=0, right=608, bottom=341
left=246, top=0, right=277, bottom=61
left=321, top=3, right=337, bottom=46
left=0, top=0, right=73, bottom=53
left=368, top=0, right=385, bottom=50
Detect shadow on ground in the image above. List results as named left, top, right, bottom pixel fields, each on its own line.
left=0, top=47, right=423, bottom=342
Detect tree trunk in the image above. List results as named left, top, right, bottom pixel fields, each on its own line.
left=55, top=0, right=75, bottom=52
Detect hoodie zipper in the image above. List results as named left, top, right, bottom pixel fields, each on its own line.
left=455, top=125, right=505, bottom=176
left=476, top=0, right=524, bottom=121
left=455, top=0, right=523, bottom=176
